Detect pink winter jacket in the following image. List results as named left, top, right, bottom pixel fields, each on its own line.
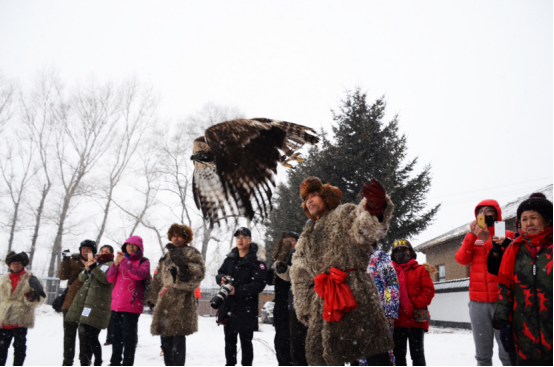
left=107, top=236, right=150, bottom=314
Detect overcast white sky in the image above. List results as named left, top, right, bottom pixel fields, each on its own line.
left=1, top=0, right=552, bottom=250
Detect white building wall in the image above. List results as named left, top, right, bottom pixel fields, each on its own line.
left=429, top=291, right=471, bottom=323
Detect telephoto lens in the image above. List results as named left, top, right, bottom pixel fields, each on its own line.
left=210, top=277, right=234, bottom=309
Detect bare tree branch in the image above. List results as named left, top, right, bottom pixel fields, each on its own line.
left=95, top=78, right=158, bottom=244
left=47, top=79, right=123, bottom=276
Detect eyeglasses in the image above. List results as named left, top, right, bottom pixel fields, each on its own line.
left=477, top=209, right=496, bottom=215
left=236, top=236, right=251, bottom=240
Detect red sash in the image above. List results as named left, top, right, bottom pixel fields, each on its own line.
left=314, top=267, right=357, bottom=322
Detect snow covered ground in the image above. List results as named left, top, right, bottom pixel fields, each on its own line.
left=6, top=305, right=503, bottom=366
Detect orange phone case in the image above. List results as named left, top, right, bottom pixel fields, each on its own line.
left=477, top=214, right=486, bottom=229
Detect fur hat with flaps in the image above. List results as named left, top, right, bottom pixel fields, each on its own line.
left=272, top=232, right=293, bottom=263
left=5, top=251, right=30, bottom=267
left=167, top=223, right=193, bottom=243
left=300, top=176, right=343, bottom=221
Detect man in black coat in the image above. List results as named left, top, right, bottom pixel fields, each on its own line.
left=267, top=232, right=300, bottom=366
left=216, top=227, right=267, bottom=366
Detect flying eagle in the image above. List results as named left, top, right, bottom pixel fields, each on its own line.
left=191, top=118, right=319, bottom=227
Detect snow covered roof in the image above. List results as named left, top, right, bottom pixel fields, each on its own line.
left=434, top=277, right=470, bottom=292
left=416, top=184, right=553, bottom=253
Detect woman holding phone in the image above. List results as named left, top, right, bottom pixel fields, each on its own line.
left=107, top=236, right=150, bottom=366
left=66, top=245, right=115, bottom=366
left=494, top=193, right=552, bottom=365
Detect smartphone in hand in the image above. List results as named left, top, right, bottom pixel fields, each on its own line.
left=494, top=221, right=506, bottom=238
left=477, top=213, right=486, bottom=229
left=88, top=252, right=94, bottom=261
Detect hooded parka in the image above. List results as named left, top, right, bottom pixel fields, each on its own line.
left=146, top=243, right=206, bottom=337
left=65, top=256, right=114, bottom=329
left=215, top=242, right=267, bottom=333
left=455, top=199, right=515, bottom=302
left=106, top=236, right=150, bottom=314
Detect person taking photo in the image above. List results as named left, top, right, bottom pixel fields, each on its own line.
left=216, top=227, right=267, bottom=366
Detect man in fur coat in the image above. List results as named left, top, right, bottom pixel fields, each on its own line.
left=146, top=224, right=206, bottom=366
left=0, top=252, right=45, bottom=366
left=290, top=177, right=395, bottom=366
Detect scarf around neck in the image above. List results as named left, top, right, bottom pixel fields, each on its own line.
left=393, top=258, right=416, bottom=313
left=497, top=226, right=552, bottom=289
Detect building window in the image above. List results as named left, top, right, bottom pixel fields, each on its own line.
left=437, top=264, right=445, bottom=282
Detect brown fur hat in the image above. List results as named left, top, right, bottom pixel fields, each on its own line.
left=167, top=223, right=193, bottom=243
left=300, top=176, right=343, bottom=221
left=5, top=251, right=30, bottom=267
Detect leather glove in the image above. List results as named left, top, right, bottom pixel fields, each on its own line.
left=62, top=249, right=71, bottom=261
left=499, top=322, right=515, bottom=353
left=361, top=179, right=387, bottom=220
left=275, top=261, right=288, bottom=274
left=25, top=291, right=39, bottom=302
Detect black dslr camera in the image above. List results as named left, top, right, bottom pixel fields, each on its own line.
left=210, top=277, right=234, bottom=309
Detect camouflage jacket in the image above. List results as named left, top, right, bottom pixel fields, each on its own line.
left=495, top=239, right=553, bottom=363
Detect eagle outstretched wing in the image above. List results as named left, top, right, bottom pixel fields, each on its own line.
left=192, top=118, right=319, bottom=226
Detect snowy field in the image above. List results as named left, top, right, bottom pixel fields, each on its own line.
left=6, top=305, right=503, bottom=366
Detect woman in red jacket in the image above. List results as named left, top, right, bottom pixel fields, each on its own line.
left=391, top=239, right=435, bottom=366
left=455, top=199, right=514, bottom=366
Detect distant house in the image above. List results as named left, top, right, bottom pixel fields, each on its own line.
left=414, top=184, right=552, bottom=328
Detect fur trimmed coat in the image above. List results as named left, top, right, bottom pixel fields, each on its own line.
left=291, top=197, right=395, bottom=366
left=145, top=243, right=206, bottom=337
left=215, top=243, right=267, bottom=333
left=0, top=271, right=45, bottom=329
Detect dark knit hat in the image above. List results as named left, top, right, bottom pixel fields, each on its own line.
left=391, top=239, right=416, bottom=260
left=288, top=232, right=300, bottom=240
left=167, top=223, right=194, bottom=243
left=5, top=251, right=30, bottom=267
left=517, top=193, right=553, bottom=226
left=79, top=239, right=97, bottom=255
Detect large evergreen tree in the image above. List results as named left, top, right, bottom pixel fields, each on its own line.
left=263, top=88, right=439, bottom=259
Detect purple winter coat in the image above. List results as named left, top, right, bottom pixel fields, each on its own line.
left=107, top=236, right=150, bottom=314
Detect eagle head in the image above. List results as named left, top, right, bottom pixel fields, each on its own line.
left=191, top=137, right=214, bottom=164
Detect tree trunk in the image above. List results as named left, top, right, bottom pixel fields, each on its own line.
left=48, top=196, right=70, bottom=277
left=6, top=201, right=20, bottom=255
left=29, top=183, right=51, bottom=268
left=200, top=222, right=214, bottom=261
left=96, top=186, right=114, bottom=244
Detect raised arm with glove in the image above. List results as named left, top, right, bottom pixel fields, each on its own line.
left=361, top=179, right=387, bottom=222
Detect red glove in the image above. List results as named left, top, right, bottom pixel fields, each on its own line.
left=361, top=179, right=386, bottom=218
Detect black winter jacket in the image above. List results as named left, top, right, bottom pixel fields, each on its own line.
left=215, top=243, right=267, bottom=332
left=266, top=255, right=292, bottom=325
